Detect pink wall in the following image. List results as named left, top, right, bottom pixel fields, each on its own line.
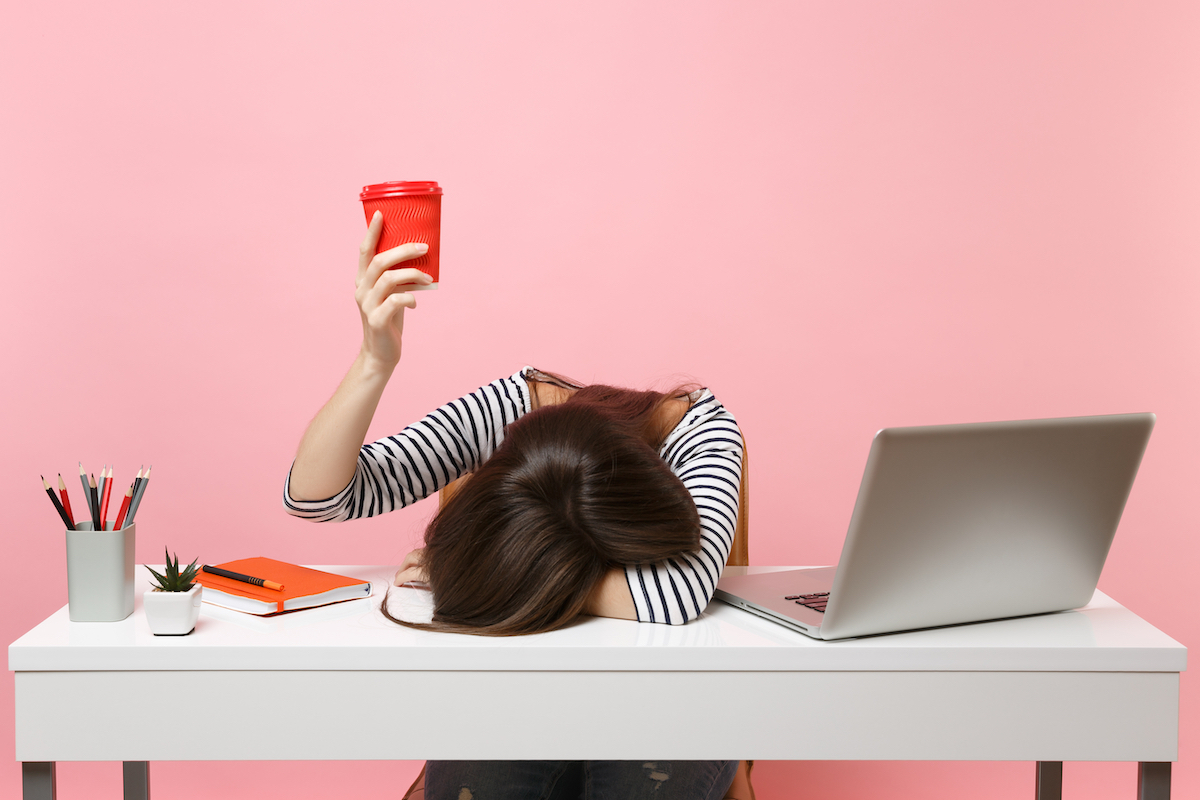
left=2, top=1, right=1196, bottom=797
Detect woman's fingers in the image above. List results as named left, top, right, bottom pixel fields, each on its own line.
left=360, top=271, right=432, bottom=335
left=362, top=268, right=431, bottom=318
left=394, top=548, right=429, bottom=585
left=356, top=210, right=427, bottom=287
left=373, top=265, right=433, bottom=296
left=357, top=211, right=385, bottom=282
left=361, top=241, right=429, bottom=292
left=393, top=565, right=427, bottom=586
left=353, top=224, right=431, bottom=367
left=365, top=291, right=417, bottom=332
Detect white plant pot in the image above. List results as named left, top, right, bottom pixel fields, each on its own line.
left=144, top=583, right=203, bottom=635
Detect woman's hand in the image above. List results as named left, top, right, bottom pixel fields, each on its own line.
left=356, top=210, right=433, bottom=369
left=287, top=219, right=431, bottom=502
left=393, top=547, right=429, bottom=586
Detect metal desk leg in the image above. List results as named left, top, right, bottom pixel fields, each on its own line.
left=1035, top=761, right=1062, bottom=800
left=1138, top=762, right=1170, bottom=800
left=123, top=762, right=150, bottom=800
left=22, top=762, right=56, bottom=800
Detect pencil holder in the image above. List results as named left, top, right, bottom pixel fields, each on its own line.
left=65, top=521, right=136, bottom=622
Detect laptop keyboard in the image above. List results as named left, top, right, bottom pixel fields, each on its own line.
left=785, top=592, right=829, bottom=612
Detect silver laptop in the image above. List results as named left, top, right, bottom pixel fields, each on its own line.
left=715, top=413, right=1155, bottom=639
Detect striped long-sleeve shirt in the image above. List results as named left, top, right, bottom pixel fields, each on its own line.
left=283, top=367, right=743, bottom=625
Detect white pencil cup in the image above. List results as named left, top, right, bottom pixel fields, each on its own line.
left=65, top=521, right=136, bottom=622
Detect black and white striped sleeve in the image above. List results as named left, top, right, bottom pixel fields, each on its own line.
left=283, top=369, right=532, bottom=521
left=624, top=391, right=744, bottom=625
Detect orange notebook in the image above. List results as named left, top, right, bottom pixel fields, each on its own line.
left=194, top=558, right=372, bottom=616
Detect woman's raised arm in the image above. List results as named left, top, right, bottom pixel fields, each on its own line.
left=287, top=211, right=432, bottom=502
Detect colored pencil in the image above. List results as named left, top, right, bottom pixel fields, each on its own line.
left=98, top=465, right=107, bottom=511
left=202, top=564, right=285, bottom=591
left=99, top=465, right=114, bottom=527
left=88, top=473, right=102, bottom=530
left=57, top=474, right=75, bottom=528
left=113, top=485, right=134, bottom=530
left=126, top=465, right=151, bottom=525
left=128, top=467, right=143, bottom=520
left=79, top=463, right=93, bottom=520
left=42, top=476, right=74, bottom=529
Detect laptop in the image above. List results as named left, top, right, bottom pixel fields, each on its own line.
left=714, top=413, right=1155, bottom=640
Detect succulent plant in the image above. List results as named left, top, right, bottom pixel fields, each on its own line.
left=145, top=549, right=200, bottom=592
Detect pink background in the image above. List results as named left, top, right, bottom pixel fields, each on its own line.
left=2, top=1, right=1196, bottom=797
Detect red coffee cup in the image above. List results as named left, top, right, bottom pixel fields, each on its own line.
left=360, top=181, right=443, bottom=287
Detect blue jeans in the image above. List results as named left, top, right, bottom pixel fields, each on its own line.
left=425, top=760, right=738, bottom=800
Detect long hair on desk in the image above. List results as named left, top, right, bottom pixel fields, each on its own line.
left=380, top=378, right=701, bottom=636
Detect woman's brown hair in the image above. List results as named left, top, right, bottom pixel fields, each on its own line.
left=381, top=377, right=701, bottom=636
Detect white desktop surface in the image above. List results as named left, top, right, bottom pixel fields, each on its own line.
left=9, top=566, right=1186, bottom=673
left=9, top=566, right=1187, bottom=764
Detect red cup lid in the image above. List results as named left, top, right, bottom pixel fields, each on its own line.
left=360, top=181, right=443, bottom=201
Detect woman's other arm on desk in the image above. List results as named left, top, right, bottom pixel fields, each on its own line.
left=288, top=211, right=432, bottom=502
left=394, top=550, right=638, bottom=622
left=584, top=569, right=638, bottom=620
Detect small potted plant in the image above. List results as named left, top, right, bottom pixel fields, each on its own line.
left=143, top=550, right=203, bottom=635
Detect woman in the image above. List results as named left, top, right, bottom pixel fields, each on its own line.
left=285, top=211, right=744, bottom=799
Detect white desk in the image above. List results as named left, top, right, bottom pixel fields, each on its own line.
left=10, top=566, right=1186, bottom=799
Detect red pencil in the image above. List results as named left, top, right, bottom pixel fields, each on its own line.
left=57, top=474, right=75, bottom=528
left=98, top=465, right=114, bottom=527
left=42, top=476, right=74, bottom=529
left=113, top=485, right=134, bottom=530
